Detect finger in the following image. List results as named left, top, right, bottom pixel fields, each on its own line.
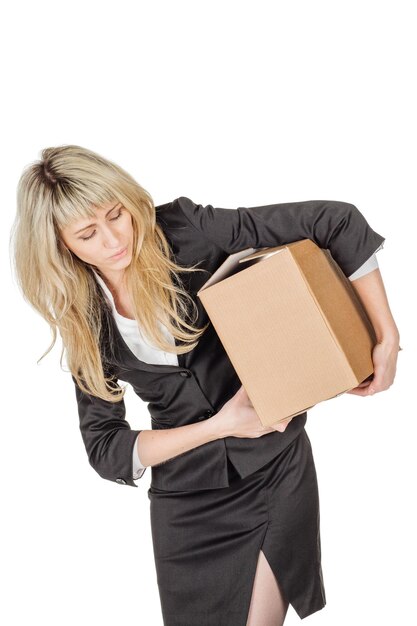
left=367, top=368, right=385, bottom=394
left=346, top=387, right=370, bottom=396
left=349, top=377, right=373, bottom=392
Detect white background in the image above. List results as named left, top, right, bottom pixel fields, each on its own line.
left=1, top=1, right=415, bottom=624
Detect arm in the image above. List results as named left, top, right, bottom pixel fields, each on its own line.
left=73, top=373, right=141, bottom=487
left=73, top=373, right=219, bottom=487
left=176, top=196, right=386, bottom=278
left=135, top=421, right=219, bottom=470
left=347, top=268, right=401, bottom=396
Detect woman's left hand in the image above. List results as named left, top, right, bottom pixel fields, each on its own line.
left=346, top=337, right=400, bottom=396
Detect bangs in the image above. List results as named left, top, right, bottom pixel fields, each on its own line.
left=51, top=180, right=119, bottom=231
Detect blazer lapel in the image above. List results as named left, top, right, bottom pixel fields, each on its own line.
left=106, top=305, right=189, bottom=373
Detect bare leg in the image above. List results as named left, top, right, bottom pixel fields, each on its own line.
left=245, top=548, right=289, bottom=626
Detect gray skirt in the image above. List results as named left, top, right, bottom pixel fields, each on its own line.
left=147, top=428, right=326, bottom=625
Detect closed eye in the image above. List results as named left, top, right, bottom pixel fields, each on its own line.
left=80, top=210, right=123, bottom=241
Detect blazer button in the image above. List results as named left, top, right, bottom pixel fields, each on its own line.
left=179, top=371, right=191, bottom=377
left=116, top=477, right=127, bottom=485
left=198, top=409, right=215, bottom=421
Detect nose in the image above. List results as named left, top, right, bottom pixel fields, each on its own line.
left=101, top=224, right=121, bottom=249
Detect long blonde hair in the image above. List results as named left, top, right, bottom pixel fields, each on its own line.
left=10, top=145, right=209, bottom=402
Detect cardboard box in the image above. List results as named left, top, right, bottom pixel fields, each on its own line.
left=197, top=239, right=378, bottom=427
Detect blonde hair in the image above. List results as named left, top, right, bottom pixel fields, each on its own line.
left=10, top=145, right=209, bottom=402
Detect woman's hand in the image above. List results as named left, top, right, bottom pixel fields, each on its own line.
left=346, top=337, right=400, bottom=396
left=212, top=385, right=288, bottom=439
left=347, top=269, right=401, bottom=397
left=269, top=416, right=294, bottom=432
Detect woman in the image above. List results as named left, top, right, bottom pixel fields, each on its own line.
left=11, top=145, right=400, bottom=626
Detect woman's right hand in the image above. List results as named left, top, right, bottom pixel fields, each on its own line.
left=211, top=385, right=293, bottom=439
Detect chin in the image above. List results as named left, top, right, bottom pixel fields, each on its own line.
left=121, top=257, right=133, bottom=269
left=112, top=258, right=131, bottom=270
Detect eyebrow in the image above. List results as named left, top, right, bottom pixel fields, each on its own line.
left=74, top=203, right=121, bottom=234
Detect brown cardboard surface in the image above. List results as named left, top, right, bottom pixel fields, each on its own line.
left=197, top=239, right=377, bottom=427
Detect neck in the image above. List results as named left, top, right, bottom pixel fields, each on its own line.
left=91, top=266, right=127, bottom=296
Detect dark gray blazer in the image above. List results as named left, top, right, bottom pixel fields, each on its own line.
left=72, top=196, right=385, bottom=490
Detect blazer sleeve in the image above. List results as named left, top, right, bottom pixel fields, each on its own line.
left=175, top=196, right=386, bottom=278
left=348, top=242, right=383, bottom=281
left=72, top=373, right=142, bottom=487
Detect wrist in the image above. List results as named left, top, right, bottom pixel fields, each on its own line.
left=375, top=327, right=400, bottom=346
left=203, top=412, right=224, bottom=441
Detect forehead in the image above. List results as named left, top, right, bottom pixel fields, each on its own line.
left=59, top=199, right=120, bottom=235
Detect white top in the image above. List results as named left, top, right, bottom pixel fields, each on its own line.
left=91, top=244, right=383, bottom=484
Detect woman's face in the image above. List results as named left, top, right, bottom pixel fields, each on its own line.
left=59, top=200, right=134, bottom=278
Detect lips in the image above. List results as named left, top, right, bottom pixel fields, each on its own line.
left=110, top=246, right=127, bottom=259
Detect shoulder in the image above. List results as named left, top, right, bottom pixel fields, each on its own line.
left=154, top=197, right=183, bottom=231
left=155, top=196, right=210, bottom=243
left=155, top=196, right=198, bottom=227
left=155, top=196, right=229, bottom=267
